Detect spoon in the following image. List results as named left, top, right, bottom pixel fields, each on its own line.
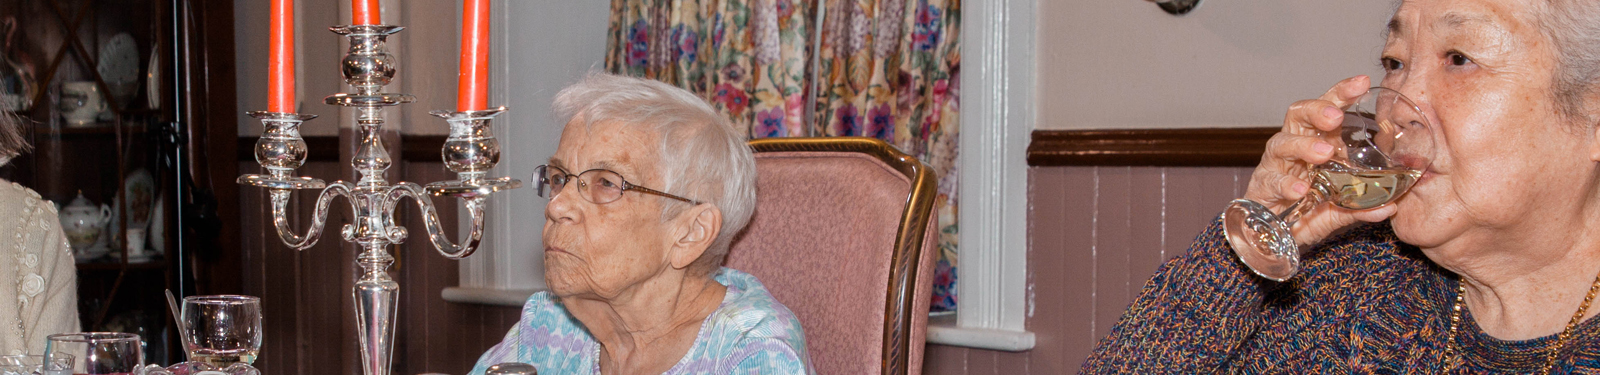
left=165, top=289, right=192, bottom=359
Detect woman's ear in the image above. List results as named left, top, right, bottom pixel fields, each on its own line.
left=668, top=204, right=723, bottom=270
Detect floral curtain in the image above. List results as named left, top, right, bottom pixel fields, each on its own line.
left=606, top=0, right=961, bottom=312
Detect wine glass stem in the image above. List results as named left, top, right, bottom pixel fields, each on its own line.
left=1276, top=173, right=1333, bottom=228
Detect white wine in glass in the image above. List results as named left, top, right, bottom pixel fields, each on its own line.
left=187, top=348, right=260, bottom=368
left=1223, top=87, right=1435, bottom=281
left=1318, top=161, right=1423, bottom=210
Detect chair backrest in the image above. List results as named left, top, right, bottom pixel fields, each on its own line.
left=725, top=137, right=939, bottom=375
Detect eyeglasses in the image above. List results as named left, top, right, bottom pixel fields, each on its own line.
left=534, top=164, right=699, bottom=205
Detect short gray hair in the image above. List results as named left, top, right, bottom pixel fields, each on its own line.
left=551, top=73, right=756, bottom=274
left=1534, top=0, right=1600, bottom=126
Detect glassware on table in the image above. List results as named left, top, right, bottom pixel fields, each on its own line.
left=45, top=332, right=160, bottom=375
left=1223, top=87, right=1435, bottom=281
left=0, top=353, right=72, bottom=375
left=179, top=295, right=262, bottom=369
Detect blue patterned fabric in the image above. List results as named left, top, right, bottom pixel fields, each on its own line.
left=468, top=267, right=813, bottom=375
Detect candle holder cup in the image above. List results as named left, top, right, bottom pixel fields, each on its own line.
left=427, top=107, right=521, bottom=198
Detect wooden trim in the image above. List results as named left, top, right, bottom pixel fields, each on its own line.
left=237, top=135, right=448, bottom=163
left=748, top=137, right=937, bottom=375
left=1026, top=128, right=1279, bottom=167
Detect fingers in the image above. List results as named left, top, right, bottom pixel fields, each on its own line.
left=1319, top=75, right=1370, bottom=109
left=1284, top=100, right=1346, bottom=134
left=1283, top=76, right=1372, bottom=134
left=1349, top=204, right=1398, bottom=223
left=1265, top=131, right=1337, bottom=166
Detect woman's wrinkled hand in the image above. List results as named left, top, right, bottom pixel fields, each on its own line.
left=1243, top=75, right=1399, bottom=246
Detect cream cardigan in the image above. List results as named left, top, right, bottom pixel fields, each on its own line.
left=0, top=180, right=79, bottom=355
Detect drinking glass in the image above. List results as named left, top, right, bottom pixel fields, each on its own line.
left=1223, top=87, right=1435, bottom=281
left=180, top=295, right=262, bottom=368
left=0, top=353, right=72, bottom=375
left=44, top=333, right=147, bottom=375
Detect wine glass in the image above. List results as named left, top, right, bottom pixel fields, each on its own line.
left=180, top=295, right=262, bottom=369
left=1223, top=87, right=1434, bottom=281
left=44, top=333, right=147, bottom=375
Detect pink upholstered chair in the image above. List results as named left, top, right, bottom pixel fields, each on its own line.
left=725, top=137, right=940, bottom=375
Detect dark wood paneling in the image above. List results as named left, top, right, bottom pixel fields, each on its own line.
left=1027, top=128, right=1278, bottom=167
left=190, top=0, right=242, bottom=297
left=237, top=135, right=448, bottom=163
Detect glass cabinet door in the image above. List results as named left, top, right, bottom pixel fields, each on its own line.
left=1, top=0, right=179, bottom=364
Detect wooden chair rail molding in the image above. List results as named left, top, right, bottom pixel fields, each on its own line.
left=237, top=135, right=448, bottom=162
left=1027, top=128, right=1280, bottom=167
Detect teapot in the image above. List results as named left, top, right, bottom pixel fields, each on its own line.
left=60, top=191, right=111, bottom=251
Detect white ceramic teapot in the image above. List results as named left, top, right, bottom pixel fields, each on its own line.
left=60, top=191, right=111, bottom=251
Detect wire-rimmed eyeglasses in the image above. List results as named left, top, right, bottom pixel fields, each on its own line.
left=533, top=164, right=699, bottom=205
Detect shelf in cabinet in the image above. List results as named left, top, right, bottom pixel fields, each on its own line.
left=76, top=259, right=168, bottom=271
left=40, top=125, right=149, bottom=136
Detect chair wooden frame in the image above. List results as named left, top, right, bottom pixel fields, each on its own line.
left=747, top=136, right=938, bottom=375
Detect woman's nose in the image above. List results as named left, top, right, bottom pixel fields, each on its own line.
left=545, top=184, right=582, bottom=223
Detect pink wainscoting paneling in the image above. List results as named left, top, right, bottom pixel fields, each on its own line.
left=922, top=166, right=1251, bottom=374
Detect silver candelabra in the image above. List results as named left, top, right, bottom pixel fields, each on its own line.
left=239, top=24, right=520, bottom=375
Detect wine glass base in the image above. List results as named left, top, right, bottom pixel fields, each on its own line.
left=1223, top=199, right=1300, bottom=281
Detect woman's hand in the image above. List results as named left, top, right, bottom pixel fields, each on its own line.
left=1243, top=75, right=1399, bottom=246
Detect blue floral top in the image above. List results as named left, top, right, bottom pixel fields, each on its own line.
left=468, top=267, right=813, bottom=375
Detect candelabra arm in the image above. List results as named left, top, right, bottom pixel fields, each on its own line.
left=390, top=183, right=485, bottom=259
left=270, top=183, right=353, bottom=250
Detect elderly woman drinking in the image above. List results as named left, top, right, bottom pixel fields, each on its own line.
left=1083, top=0, right=1600, bottom=373
left=469, top=74, right=812, bottom=375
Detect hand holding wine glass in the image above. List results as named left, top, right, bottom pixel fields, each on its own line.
left=1226, top=76, right=1435, bottom=281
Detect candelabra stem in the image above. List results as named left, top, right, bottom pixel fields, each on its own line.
left=354, top=107, right=393, bottom=188
left=354, top=240, right=398, bottom=375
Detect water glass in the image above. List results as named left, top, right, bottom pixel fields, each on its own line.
left=180, top=295, right=262, bottom=368
left=45, top=333, right=146, bottom=375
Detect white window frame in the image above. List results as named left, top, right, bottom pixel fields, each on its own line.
left=924, top=0, right=1036, bottom=351
left=445, top=0, right=1039, bottom=353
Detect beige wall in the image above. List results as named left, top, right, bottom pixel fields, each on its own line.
left=1036, top=0, right=1395, bottom=130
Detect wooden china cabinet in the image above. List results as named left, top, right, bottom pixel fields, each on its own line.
left=0, top=0, right=239, bottom=364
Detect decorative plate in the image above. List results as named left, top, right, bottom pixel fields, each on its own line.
left=124, top=168, right=155, bottom=229
left=97, top=32, right=139, bottom=109
left=146, top=41, right=160, bottom=110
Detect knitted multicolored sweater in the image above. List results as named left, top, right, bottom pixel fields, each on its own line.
left=1081, top=218, right=1600, bottom=374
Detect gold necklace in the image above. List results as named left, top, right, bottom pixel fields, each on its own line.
left=1444, top=272, right=1600, bottom=374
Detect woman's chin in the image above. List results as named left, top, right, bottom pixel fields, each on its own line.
left=1389, top=207, right=1448, bottom=248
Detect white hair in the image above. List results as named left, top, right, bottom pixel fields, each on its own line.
left=551, top=73, right=757, bottom=273
left=1535, top=0, right=1600, bottom=126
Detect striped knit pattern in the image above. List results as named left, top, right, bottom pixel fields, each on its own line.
left=469, top=267, right=814, bottom=375
left=1081, top=217, right=1600, bottom=374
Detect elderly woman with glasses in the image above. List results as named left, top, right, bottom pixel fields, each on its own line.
left=468, top=74, right=813, bottom=375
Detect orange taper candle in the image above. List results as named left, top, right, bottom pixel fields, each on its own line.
left=352, top=0, right=380, bottom=25
left=268, top=0, right=294, bottom=113
left=457, top=0, right=489, bottom=111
